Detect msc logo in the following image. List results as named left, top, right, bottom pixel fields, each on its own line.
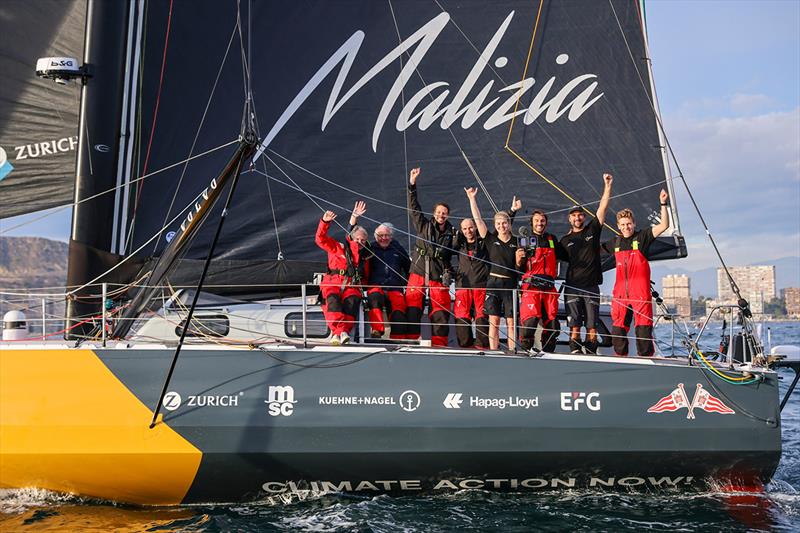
left=266, top=385, right=297, bottom=417
left=162, top=391, right=182, bottom=411
left=560, top=391, right=601, bottom=411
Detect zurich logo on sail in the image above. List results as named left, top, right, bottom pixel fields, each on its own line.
left=0, top=146, right=13, bottom=181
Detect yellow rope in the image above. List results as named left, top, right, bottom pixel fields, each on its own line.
left=695, top=349, right=754, bottom=382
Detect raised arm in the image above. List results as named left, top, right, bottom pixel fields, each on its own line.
left=509, top=195, right=521, bottom=224
left=407, top=167, right=427, bottom=233
left=465, top=187, right=488, bottom=238
left=315, top=211, right=340, bottom=254
left=652, top=189, right=670, bottom=238
left=348, top=200, right=366, bottom=229
left=596, top=173, right=613, bottom=225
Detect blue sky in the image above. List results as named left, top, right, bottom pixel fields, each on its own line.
left=2, top=0, right=799, bottom=275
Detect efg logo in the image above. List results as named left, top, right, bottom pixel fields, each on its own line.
left=0, top=146, right=13, bottom=181
left=560, top=392, right=601, bottom=411
left=162, top=391, right=182, bottom=411
left=266, top=385, right=297, bottom=416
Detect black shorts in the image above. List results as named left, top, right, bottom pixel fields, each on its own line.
left=565, top=285, right=600, bottom=329
left=484, top=276, right=517, bottom=318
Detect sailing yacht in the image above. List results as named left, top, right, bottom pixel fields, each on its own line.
left=0, top=0, right=797, bottom=505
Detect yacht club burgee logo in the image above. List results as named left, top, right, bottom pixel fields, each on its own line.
left=647, top=383, right=734, bottom=419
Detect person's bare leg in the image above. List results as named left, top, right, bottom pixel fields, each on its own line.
left=505, top=317, right=516, bottom=351
left=489, top=315, right=501, bottom=350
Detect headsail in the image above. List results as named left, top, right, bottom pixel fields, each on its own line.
left=0, top=0, right=85, bottom=218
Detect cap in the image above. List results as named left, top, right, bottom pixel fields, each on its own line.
left=568, top=205, right=583, bottom=214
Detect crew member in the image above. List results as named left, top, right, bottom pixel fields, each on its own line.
left=315, top=201, right=369, bottom=345
left=560, top=173, right=613, bottom=354
left=454, top=196, right=520, bottom=349
left=365, top=222, right=410, bottom=339
left=466, top=187, right=525, bottom=351
left=406, top=167, right=456, bottom=346
left=601, top=189, right=671, bottom=356
left=519, top=210, right=568, bottom=352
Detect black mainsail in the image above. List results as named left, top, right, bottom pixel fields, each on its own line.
left=66, top=0, right=685, bottom=325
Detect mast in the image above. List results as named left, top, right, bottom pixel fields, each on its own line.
left=65, top=0, right=131, bottom=339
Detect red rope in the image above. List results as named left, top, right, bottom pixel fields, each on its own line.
left=132, top=0, right=174, bottom=217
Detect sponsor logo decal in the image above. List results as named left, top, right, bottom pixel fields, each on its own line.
left=560, top=391, right=601, bottom=411
left=94, top=144, right=110, bottom=153
left=647, top=383, right=734, bottom=418
left=443, top=392, right=538, bottom=410
left=266, top=385, right=296, bottom=416
left=443, top=392, right=463, bottom=409
left=470, top=395, right=539, bottom=410
left=165, top=231, right=176, bottom=243
left=162, top=390, right=242, bottom=410
left=0, top=146, right=13, bottom=181
left=399, top=390, right=421, bottom=412
left=162, top=391, right=182, bottom=411
left=13, top=136, right=78, bottom=160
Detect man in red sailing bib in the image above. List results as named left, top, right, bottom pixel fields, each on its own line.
left=519, top=210, right=568, bottom=352
left=316, top=202, right=369, bottom=345
left=406, top=167, right=456, bottom=346
left=601, top=189, right=671, bottom=356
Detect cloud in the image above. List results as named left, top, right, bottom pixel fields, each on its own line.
left=729, top=93, right=774, bottom=114
left=663, top=107, right=800, bottom=270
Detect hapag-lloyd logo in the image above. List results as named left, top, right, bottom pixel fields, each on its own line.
left=254, top=10, right=604, bottom=159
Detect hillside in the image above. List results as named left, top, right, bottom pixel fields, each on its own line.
left=0, top=236, right=69, bottom=290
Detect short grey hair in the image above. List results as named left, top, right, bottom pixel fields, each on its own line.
left=350, top=225, right=368, bottom=240
left=374, top=222, right=395, bottom=239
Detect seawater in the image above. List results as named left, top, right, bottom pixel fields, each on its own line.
left=2, top=322, right=798, bottom=532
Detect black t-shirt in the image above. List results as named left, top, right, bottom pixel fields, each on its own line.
left=485, top=232, right=520, bottom=280
left=601, top=228, right=657, bottom=256
left=560, top=218, right=603, bottom=287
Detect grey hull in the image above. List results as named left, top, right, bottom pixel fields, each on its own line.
left=98, top=345, right=781, bottom=502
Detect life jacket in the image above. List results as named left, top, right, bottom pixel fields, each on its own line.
left=523, top=232, right=558, bottom=283
left=315, top=219, right=365, bottom=283
left=612, top=235, right=651, bottom=299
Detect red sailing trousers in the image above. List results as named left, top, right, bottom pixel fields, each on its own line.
left=320, top=275, right=362, bottom=336
left=454, top=287, right=488, bottom=349
left=406, top=272, right=451, bottom=346
left=366, top=287, right=407, bottom=339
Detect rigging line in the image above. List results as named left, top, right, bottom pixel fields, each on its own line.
left=0, top=140, right=238, bottom=235
left=492, top=0, right=628, bottom=217
left=606, top=0, right=744, bottom=299
left=386, top=0, right=499, bottom=213
left=65, top=183, right=221, bottom=297
left=266, top=150, right=412, bottom=213
left=132, top=0, right=174, bottom=220
left=387, top=0, right=412, bottom=252
left=506, top=146, right=620, bottom=235
left=236, top=63, right=283, bottom=256
left=248, top=167, right=575, bottom=296
left=436, top=0, right=604, bottom=215
left=149, top=19, right=240, bottom=258
left=546, top=179, right=668, bottom=215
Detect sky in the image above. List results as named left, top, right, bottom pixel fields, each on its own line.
left=1, top=0, right=799, bottom=276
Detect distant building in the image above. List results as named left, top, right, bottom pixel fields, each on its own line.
left=716, top=265, right=776, bottom=315
left=662, top=274, right=691, bottom=319
left=784, top=287, right=800, bottom=317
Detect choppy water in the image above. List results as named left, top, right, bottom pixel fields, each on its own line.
left=2, top=322, right=798, bottom=532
